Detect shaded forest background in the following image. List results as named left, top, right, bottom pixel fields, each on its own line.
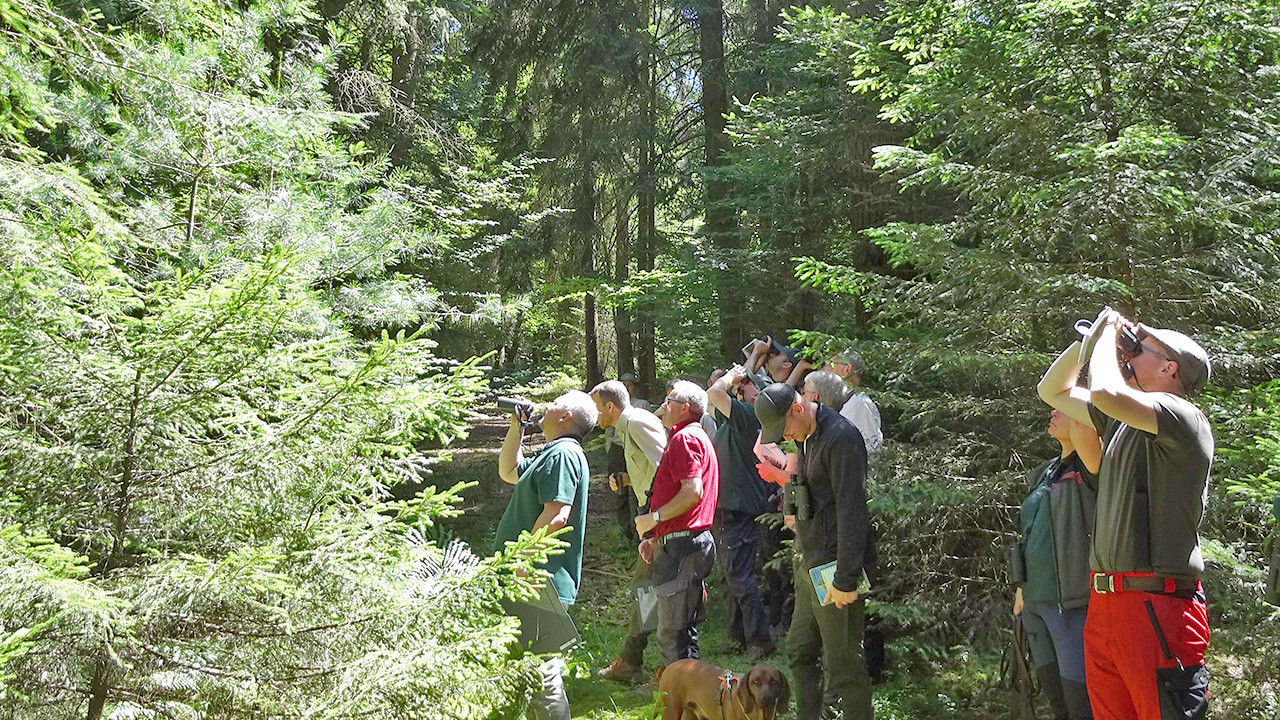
left=3, top=0, right=1280, bottom=717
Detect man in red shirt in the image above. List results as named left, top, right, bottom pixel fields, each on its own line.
left=633, top=379, right=720, bottom=667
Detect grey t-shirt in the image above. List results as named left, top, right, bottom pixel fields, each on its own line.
left=1088, top=393, right=1213, bottom=580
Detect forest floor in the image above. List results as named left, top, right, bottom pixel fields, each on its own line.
left=428, top=413, right=1013, bottom=719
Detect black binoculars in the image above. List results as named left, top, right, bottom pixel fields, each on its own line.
left=497, top=396, right=535, bottom=421
left=1116, top=325, right=1143, bottom=359
left=783, top=477, right=811, bottom=520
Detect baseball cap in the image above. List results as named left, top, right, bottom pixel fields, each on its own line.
left=619, top=372, right=638, bottom=383
left=773, top=341, right=800, bottom=366
left=1137, top=323, right=1211, bottom=396
left=754, top=382, right=797, bottom=443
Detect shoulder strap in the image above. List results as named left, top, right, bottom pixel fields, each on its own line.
left=1027, top=458, right=1057, bottom=489
left=1132, top=438, right=1151, bottom=567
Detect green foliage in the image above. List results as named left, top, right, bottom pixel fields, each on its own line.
left=1208, top=380, right=1280, bottom=513
left=0, top=0, right=545, bottom=716
left=853, top=0, right=1280, bottom=346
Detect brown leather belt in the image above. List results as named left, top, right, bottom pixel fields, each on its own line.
left=1091, top=573, right=1198, bottom=594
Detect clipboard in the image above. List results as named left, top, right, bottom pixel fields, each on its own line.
left=808, top=560, right=871, bottom=606
left=502, top=579, right=581, bottom=654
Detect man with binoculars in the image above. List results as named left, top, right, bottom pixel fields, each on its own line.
left=754, top=382, right=875, bottom=720
left=494, top=390, right=598, bottom=720
left=1038, top=310, right=1212, bottom=720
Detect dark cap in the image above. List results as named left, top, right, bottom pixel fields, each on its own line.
left=765, top=338, right=798, bottom=363
left=1137, top=324, right=1211, bottom=396
left=754, top=382, right=797, bottom=444
left=778, top=344, right=800, bottom=366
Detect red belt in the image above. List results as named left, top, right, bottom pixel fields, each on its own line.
left=1090, top=571, right=1198, bottom=595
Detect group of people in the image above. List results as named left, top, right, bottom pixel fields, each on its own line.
left=494, top=337, right=882, bottom=720
left=493, top=308, right=1216, bottom=720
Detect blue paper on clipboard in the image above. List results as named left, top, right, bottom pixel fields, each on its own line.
left=808, top=561, right=870, bottom=606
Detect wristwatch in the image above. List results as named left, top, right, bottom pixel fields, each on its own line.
left=651, top=510, right=660, bottom=524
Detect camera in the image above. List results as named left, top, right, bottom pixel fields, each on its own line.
left=497, top=396, right=535, bottom=421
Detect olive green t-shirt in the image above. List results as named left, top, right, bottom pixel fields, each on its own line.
left=494, top=436, right=590, bottom=605
left=1088, top=393, right=1213, bottom=580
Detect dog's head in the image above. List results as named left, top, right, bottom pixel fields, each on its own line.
left=739, top=664, right=790, bottom=720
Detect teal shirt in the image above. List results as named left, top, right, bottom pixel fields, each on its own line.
left=494, top=436, right=590, bottom=605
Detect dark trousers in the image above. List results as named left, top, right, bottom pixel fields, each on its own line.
left=611, top=485, right=639, bottom=545
left=636, top=530, right=715, bottom=666
left=788, top=561, right=873, bottom=720
left=712, top=509, right=772, bottom=647
left=1024, top=601, right=1092, bottom=720
left=760, top=521, right=794, bottom=635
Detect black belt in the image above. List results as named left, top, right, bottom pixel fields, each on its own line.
left=655, top=529, right=707, bottom=545
left=1091, top=573, right=1199, bottom=595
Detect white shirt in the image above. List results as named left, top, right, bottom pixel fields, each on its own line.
left=839, top=392, right=883, bottom=453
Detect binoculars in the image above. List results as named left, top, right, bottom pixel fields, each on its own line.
left=496, top=396, right=535, bottom=421
left=1075, top=306, right=1142, bottom=363
left=783, top=477, right=812, bottom=520
left=1116, top=325, right=1143, bottom=358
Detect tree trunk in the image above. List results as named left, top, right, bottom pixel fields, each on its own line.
left=613, top=198, right=635, bottom=378
left=584, top=291, right=601, bottom=387
left=697, top=0, right=743, bottom=364
left=388, top=24, right=420, bottom=166
left=578, top=88, right=602, bottom=387
left=635, top=0, right=658, bottom=399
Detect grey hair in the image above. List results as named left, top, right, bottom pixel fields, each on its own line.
left=833, top=348, right=867, bottom=376
left=805, top=371, right=850, bottom=409
left=667, top=380, right=707, bottom=419
left=589, top=380, right=631, bottom=410
left=557, top=390, right=599, bottom=436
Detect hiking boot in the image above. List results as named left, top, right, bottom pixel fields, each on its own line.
left=596, top=657, right=645, bottom=683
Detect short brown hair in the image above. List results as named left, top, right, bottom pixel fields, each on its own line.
left=590, top=380, right=630, bottom=410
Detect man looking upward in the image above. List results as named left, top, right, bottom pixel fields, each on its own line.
left=707, top=366, right=775, bottom=659
left=495, top=391, right=598, bottom=720
left=825, top=348, right=883, bottom=453
left=1038, top=311, right=1212, bottom=720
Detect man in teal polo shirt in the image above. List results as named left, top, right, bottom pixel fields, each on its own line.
left=496, top=390, right=598, bottom=720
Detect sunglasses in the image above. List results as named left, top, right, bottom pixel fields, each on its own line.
left=1126, top=329, right=1172, bottom=362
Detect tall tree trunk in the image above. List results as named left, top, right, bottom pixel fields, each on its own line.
left=635, top=0, right=658, bottom=399
left=613, top=198, right=636, bottom=378
left=698, top=0, right=742, bottom=364
left=578, top=90, right=602, bottom=388
left=389, top=25, right=420, bottom=166
left=584, top=291, right=601, bottom=387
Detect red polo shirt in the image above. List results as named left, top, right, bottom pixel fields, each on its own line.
left=649, top=417, right=719, bottom=536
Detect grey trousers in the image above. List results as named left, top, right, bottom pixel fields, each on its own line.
left=528, top=655, right=569, bottom=720
left=652, top=530, right=716, bottom=665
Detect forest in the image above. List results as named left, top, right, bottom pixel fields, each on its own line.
left=2, top=0, right=1279, bottom=717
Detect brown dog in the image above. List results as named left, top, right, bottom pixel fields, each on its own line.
left=657, top=659, right=790, bottom=720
